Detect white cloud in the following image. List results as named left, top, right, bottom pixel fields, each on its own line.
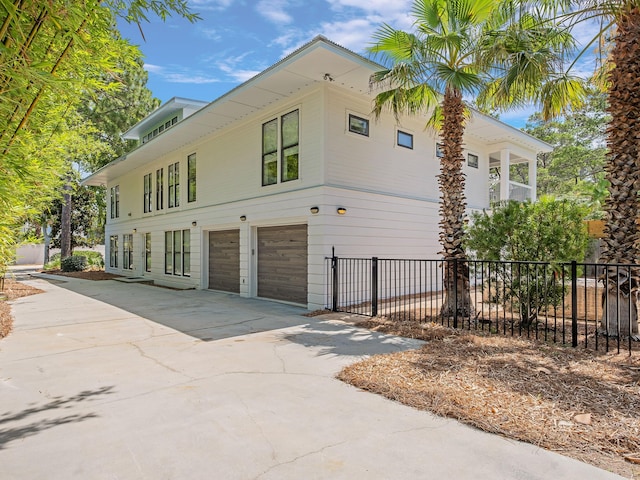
left=215, top=53, right=263, bottom=82
left=190, top=0, right=236, bottom=11
left=256, top=0, right=294, bottom=25
left=144, top=63, right=221, bottom=84
left=314, top=18, right=381, bottom=52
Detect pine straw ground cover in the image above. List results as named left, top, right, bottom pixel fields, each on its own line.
left=338, top=318, right=640, bottom=478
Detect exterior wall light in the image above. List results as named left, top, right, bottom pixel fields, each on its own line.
left=310, top=206, right=320, bottom=214
left=133, top=228, right=137, bottom=233
left=337, top=207, right=347, bottom=215
left=191, top=221, right=197, bottom=227
left=240, top=215, right=247, bottom=221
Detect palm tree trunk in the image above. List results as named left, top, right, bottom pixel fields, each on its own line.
left=439, top=87, right=473, bottom=319
left=600, top=8, right=640, bottom=337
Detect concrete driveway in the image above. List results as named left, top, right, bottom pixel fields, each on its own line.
left=0, top=274, right=623, bottom=479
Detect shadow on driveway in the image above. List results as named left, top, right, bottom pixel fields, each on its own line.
left=0, top=386, right=115, bottom=450
left=32, top=274, right=311, bottom=342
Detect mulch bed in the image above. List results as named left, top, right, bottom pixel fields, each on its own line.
left=40, top=270, right=122, bottom=280
left=338, top=318, right=640, bottom=479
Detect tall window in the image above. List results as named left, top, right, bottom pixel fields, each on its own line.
left=143, top=173, right=152, bottom=213
left=123, top=234, right=133, bottom=270
left=168, top=162, right=180, bottom=208
left=110, top=185, right=120, bottom=219
left=109, top=235, right=118, bottom=268
left=156, top=168, right=164, bottom=210
left=164, top=229, right=190, bottom=276
left=262, top=109, right=299, bottom=186
left=145, top=232, right=151, bottom=272
left=187, top=153, right=196, bottom=203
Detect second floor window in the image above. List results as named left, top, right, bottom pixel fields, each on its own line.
left=110, top=185, right=119, bottom=219
left=188, top=153, right=196, bottom=203
left=262, top=109, right=299, bottom=186
left=143, top=173, right=152, bottom=213
left=168, top=162, right=180, bottom=208
left=156, top=168, right=164, bottom=210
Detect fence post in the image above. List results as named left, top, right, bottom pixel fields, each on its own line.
left=453, top=258, right=459, bottom=329
left=331, top=254, right=339, bottom=312
left=371, top=257, right=378, bottom=317
left=571, top=261, right=578, bottom=348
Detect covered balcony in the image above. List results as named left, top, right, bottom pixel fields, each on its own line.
left=488, top=148, right=537, bottom=203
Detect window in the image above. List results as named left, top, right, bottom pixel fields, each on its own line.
left=397, top=130, right=413, bottom=149
left=145, top=233, right=151, bottom=272
left=348, top=114, right=369, bottom=136
left=168, top=162, right=180, bottom=208
left=436, top=143, right=444, bottom=158
left=262, top=109, right=299, bottom=186
left=123, top=234, right=133, bottom=270
left=468, top=153, right=479, bottom=168
left=156, top=168, right=164, bottom=210
left=109, top=235, right=118, bottom=268
left=187, top=153, right=196, bottom=202
left=110, top=185, right=120, bottom=219
left=142, top=116, right=179, bottom=144
left=165, top=229, right=190, bottom=276
left=143, top=173, right=152, bottom=213
left=281, top=110, right=299, bottom=182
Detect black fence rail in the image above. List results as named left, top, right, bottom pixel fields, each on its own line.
left=325, top=256, right=640, bottom=354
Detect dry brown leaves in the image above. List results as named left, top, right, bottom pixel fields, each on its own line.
left=0, top=279, right=44, bottom=339
left=339, top=319, right=640, bottom=479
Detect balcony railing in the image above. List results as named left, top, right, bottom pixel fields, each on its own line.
left=489, top=181, right=533, bottom=203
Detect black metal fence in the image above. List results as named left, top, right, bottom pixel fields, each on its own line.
left=325, top=256, right=640, bottom=354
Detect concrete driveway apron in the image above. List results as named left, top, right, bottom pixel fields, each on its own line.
left=0, top=275, right=624, bottom=479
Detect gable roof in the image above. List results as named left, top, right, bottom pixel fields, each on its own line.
left=82, top=35, right=551, bottom=186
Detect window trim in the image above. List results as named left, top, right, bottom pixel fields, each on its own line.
left=109, top=235, right=118, bottom=268
left=156, top=168, right=164, bottom=211
left=397, top=130, right=414, bottom=150
left=110, top=186, right=120, bottom=219
left=261, top=108, right=300, bottom=186
left=187, top=153, right=197, bottom=202
left=164, top=229, right=190, bottom=277
left=348, top=113, right=369, bottom=137
left=123, top=234, right=133, bottom=270
left=144, top=232, right=151, bottom=273
left=168, top=161, right=180, bottom=208
left=143, top=173, right=152, bottom=213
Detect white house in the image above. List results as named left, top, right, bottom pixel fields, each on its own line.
left=82, top=36, right=551, bottom=310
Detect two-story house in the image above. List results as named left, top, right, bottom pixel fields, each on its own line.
left=82, top=36, right=550, bottom=310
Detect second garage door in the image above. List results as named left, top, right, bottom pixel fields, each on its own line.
left=209, top=229, right=240, bottom=293
left=257, top=224, right=308, bottom=304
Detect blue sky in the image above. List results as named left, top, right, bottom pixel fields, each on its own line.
left=117, top=0, right=598, bottom=130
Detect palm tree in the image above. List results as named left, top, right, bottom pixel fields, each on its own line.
left=368, top=0, right=572, bottom=319
left=539, top=1, right=640, bottom=337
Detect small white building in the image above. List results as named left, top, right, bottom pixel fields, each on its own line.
left=82, top=36, right=550, bottom=310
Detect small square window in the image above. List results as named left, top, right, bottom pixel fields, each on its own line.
left=436, top=143, right=444, bottom=158
left=397, top=130, right=413, bottom=149
left=348, top=114, right=369, bottom=137
left=468, top=153, right=479, bottom=168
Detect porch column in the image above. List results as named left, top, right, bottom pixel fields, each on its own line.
left=528, top=156, right=537, bottom=202
left=500, top=148, right=510, bottom=201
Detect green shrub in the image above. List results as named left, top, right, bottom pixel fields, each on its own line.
left=60, top=255, right=87, bottom=272
left=45, top=250, right=104, bottom=270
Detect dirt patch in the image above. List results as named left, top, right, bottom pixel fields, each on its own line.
left=0, top=279, right=44, bottom=339
left=41, top=270, right=122, bottom=281
left=338, top=318, right=640, bottom=479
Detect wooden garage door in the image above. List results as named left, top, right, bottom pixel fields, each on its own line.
left=257, top=224, right=308, bottom=304
left=208, top=230, right=240, bottom=293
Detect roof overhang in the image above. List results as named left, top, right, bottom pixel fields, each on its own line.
left=82, top=36, right=382, bottom=186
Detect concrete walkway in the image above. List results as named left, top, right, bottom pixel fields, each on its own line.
left=0, top=274, right=623, bottom=480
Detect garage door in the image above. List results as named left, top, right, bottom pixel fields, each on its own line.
left=257, top=224, right=308, bottom=304
left=209, top=230, right=240, bottom=293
